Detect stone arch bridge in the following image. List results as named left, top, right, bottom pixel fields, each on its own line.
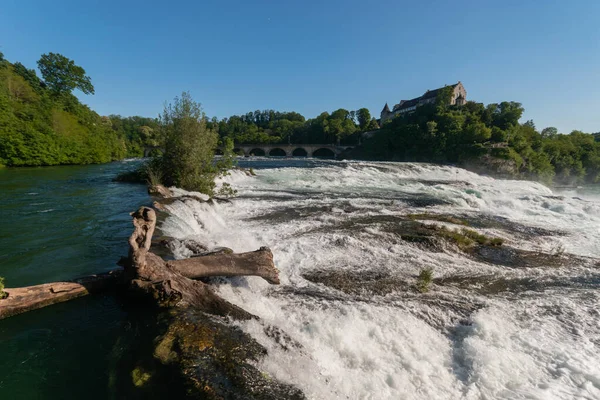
left=225, top=144, right=353, bottom=158
left=143, top=144, right=353, bottom=158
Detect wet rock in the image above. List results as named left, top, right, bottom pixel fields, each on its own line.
left=434, top=275, right=540, bottom=295
left=463, top=214, right=567, bottom=238
left=395, top=221, right=503, bottom=252
left=471, top=246, right=584, bottom=269
left=303, top=269, right=411, bottom=296
left=153, top=310, right=305, bottom=399
left=263, top=325, right=303, bottom=352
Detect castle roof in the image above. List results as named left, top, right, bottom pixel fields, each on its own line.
left=392, top=97, right=419, bottom=111
left=421, top=83, right=459, bottom=100
left=393, top=82, right=461, bottom=111
left=382, top=103, right=390, bottom=113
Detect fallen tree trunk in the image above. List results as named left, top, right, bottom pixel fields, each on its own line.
left=0, top=206, right=280, bottom=320
left=0, top=269, right=122, bottom=319
left=125, top=206, right=274, bottom=318
left=167, top=247, right=280, bottom=284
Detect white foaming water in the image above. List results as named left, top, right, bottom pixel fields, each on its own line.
left=160, top=160, right=600, bottom=399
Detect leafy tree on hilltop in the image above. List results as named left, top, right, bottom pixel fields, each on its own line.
left=357, top=108, right=371, bottom=130
left=541, top=127, right=558, bottom=138
left=37, top=53, right=94, bottom=96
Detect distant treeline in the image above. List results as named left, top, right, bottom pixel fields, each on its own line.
left=351, top=87, right=600, bottom=185
left=1, top=52, right=598, bottom=187
left=206, top=108, right=379, bottom=145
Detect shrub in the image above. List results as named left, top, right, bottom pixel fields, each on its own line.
left=145, top=159, right=164, bottom=187
left=416, top=268, right=433, bottom=293
left=425, top=224, right=504, bottom=250
left=0, top=276, right=8, bottom=299
left=156, top=92, right=236, bottom=196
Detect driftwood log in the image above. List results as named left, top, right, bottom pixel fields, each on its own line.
left=0, top=270, right=122, bottom=319
left=0, top=206, right=280, bottom=320
left=125, top=206, right=279, bottom=318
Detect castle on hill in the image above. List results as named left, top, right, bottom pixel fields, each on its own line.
left=380, top=82, right=467, bottom=124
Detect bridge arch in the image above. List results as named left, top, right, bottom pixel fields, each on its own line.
left=233, top=148, right=246, bottom=156
left=312, top=148, right=336, bottom=158
left=269, top=148, right=287, bottom=157
left=249, top=148, right=266, bottom=156
left=292, top=148, right=308, bottom=157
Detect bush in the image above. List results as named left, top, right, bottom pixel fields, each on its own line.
left=155, top=92, right=236, bottom=196
left=416, top=268, right=433, bottom=293
left=0, top=276, right=8, bottom=299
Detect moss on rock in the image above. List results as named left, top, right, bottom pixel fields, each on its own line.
left=153, top=310, right=305, bottom=399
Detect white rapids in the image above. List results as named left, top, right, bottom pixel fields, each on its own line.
left=160, top=160, right=600, bottom=400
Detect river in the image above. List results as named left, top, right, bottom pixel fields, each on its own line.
left=1, top=159, right=599, bottom=399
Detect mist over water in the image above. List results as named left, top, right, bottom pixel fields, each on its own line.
left=161, top=159, right=600, bottom=400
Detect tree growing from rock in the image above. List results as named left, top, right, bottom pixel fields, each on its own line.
left=156, top=92, right=237, bottom=196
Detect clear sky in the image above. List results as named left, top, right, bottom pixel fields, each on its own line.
left=1, top=0, right=598, bottom=133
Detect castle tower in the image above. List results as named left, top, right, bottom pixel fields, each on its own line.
left=380, top=103, right=391, bottom=123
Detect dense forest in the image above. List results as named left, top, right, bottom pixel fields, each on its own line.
left=207, top=107, right=378, bottom=145
left=0, top=52, right=128, bottom=166
left=351, top=87, right=600, bottom=185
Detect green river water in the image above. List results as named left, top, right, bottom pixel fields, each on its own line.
left=0, top=161, right=149, bottom=399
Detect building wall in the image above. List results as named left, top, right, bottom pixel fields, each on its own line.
left=380, top=82, right=467, bottom=124
left=450, top=82, right=467, bottom=105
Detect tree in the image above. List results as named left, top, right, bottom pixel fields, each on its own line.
left=541, top=127, right=558, bottom=138
left=491, top=102, right=524, bottom=130
left=12, top=62, right=45, bottom=93
left=37, top=52, right=94, bottom=96
left=367, top=118, right=379, bottom=130
left=357, top=108, right=372, bottom=130
left=156, top=92, right=220, bottom=195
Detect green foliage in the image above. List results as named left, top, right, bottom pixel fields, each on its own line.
left=108, top=115, right=160, bottom=157
left=0, top=276, right=7, bottom=299
left=416, top=268, right=433, bottom=293
left=424, top=224, right=504, bottom=250
left=37, top=52, right=94, bottom=96
left=153, top=92, right=231, bottom=196
left=145, top=161, right=164, bottom=187
left=0, top=54, right=127, bottom=166
left=216, top=106, right=367, bottom=146
left=435, top=86, right=454, bottom=109
left=131, top=367, right=152, bottom=387
left=357, top=108, right=372, bottom=130
left=355, top=97, right=600, bottom=185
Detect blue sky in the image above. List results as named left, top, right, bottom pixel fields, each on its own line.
left=1, top=0, right=598, bottom=133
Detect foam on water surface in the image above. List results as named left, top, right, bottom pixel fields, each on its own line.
left=160, top=160, right=600, bottom=399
